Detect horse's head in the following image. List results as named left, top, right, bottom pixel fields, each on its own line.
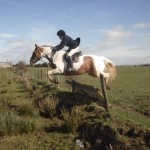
left=30, top=44, right=53, bottom=66
left=30, top=44, right=42, bottom=66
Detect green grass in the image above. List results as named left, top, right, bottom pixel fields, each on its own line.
left=0, top=132, right=79, bottom=150
left=108, top=66, right=150, bottom=117
left=0, top=66, right=150, bottom=149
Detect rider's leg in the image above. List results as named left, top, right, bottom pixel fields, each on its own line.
left=68, top=47, right=79, bottom=56
left=67, top=56, right=75, bottom=71
left=67, top=47, right=79, bottom=71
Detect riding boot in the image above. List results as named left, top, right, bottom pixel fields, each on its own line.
left=68, top=56, right=75, bottom=71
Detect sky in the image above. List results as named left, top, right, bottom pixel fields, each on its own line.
left=0, top=0, right=150, bottom=65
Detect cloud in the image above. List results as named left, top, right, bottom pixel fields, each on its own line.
left=91, top=25, right=150, bottom=65
left=98, top=26, right=132, bottom=47
left=0, top=24, right=149, bottom=65
left=0, top=33, right=16, bottom=38
left=110, top=56, right=150, bottom=66
left=0, top=25, right=56, bottom=64
left=133, top=23, right=150, bottom=29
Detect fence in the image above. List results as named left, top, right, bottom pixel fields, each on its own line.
left=27, top=67, right=49, bottom=83
left=0, top=67, right=49, bottom=83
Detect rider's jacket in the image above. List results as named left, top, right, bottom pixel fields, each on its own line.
left=53, top=35, right=78, bottom=52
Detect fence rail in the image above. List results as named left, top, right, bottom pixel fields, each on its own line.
left=27, top=67, right=49, bottom=83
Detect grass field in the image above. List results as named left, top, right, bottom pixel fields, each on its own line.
left=0, top=66, right=150, bottom=149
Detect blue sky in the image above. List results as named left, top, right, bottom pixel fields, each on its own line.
left=0, top=0, right=150, bottom=65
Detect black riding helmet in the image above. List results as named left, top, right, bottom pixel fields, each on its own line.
left=57, top=30, right=66, bottom=37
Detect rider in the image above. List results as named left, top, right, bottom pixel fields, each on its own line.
left=52, top=30, right=79, bottom=71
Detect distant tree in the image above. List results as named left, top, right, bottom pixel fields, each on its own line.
left=41, top=62, right=48, bottom=67
left=34, top=62, right=48, bottom=67
left=16, top=61, right=27, bottom=76
left=35, top=64, right=42, bottom=67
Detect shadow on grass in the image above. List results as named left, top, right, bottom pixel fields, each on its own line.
left=56, top=91, right=102, bottom=113
left=78, top=122, right=123, bottom=150
left=44, top=124, right=68, bottom=133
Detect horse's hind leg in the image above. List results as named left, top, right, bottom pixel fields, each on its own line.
left=105, top=78, right=111, bottom=90
left=102, top=73, right=111, bottom=90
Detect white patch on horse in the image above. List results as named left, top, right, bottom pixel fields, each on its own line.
left=52, top=51, right=66, bottom=73
left=41, top=47, right=52, bottom=58
left=73, top=55, right=84, bottom=70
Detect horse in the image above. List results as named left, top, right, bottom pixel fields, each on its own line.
left=30, top=44, right=116, bottom=89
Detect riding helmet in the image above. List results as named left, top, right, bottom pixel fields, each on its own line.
left=57, top=30, right=66, bottom=37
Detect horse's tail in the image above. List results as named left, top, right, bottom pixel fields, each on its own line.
left=104, top=58, right=116, bottom=82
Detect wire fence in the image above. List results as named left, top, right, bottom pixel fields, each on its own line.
left=27, top=67, right=49, bottom=83
left=0, top=67, right=50, bottom=83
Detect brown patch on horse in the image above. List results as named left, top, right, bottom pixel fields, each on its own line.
left=66, top=56, right=97, bottom=77
left=87, top=57, right=97, bottom=77
left=37, top=46, right=44, bottom=53
left=34, top=46, right=44, bottom=60
left=73, top=57, right=80, bottom=63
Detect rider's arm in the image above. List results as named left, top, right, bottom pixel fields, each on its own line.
left=53, top=38, right=68, bottom=51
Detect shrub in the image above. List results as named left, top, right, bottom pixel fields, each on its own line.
left=22, top=77, right=32, bottom=91
left=0, top=95, right=10, bottom=109
left=17, top=101, right=38, bottom=117
left=0, top=110, right=37, bottom=136
left=61, top=106, right=83, bottom=134
left=16, top=61, right=27, bottom=76
left=0, top=89, right=7, bottom=94
left=39, top=96, right=58, bottom=118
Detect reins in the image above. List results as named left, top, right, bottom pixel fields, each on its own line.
left=40, top=47, right=57, bottom=65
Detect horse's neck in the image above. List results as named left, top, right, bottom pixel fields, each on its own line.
left=42, top=46, right=52, bottom=59
left=53, top=51, right=65, bottom=62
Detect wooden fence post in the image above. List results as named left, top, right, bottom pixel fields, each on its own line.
left=100, top=74, right=109, bottom=111
left=45, top=68, right=47, bottom=82
left=47, top=65, right=49, bottom=83
left=40, top=70, right=42, bottom=82
left=56, top=75, right=60, bottom=88
left=33, top=69, right=35, bottom=79
left=38, top=70, right=40, bottom=80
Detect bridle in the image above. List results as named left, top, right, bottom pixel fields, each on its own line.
left=33, top=46, right=56, bottom=64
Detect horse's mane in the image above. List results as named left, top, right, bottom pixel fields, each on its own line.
left=41, top=45, right=52, bottom=48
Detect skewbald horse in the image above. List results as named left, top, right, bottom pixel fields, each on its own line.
left=30, top=44, right=116, bottom=89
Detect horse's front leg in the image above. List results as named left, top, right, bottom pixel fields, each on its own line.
left=48, top=68, right=60, bottom=84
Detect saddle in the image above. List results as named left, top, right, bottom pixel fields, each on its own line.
left=71, top=51, right=82, bottom=62
left=64, top=51, right=82, bottom=63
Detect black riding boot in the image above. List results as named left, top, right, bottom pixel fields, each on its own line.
left=68, top=56, right=75, bottom=71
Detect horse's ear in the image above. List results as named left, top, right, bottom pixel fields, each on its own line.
left=35, top=43, right=38, bottom=48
